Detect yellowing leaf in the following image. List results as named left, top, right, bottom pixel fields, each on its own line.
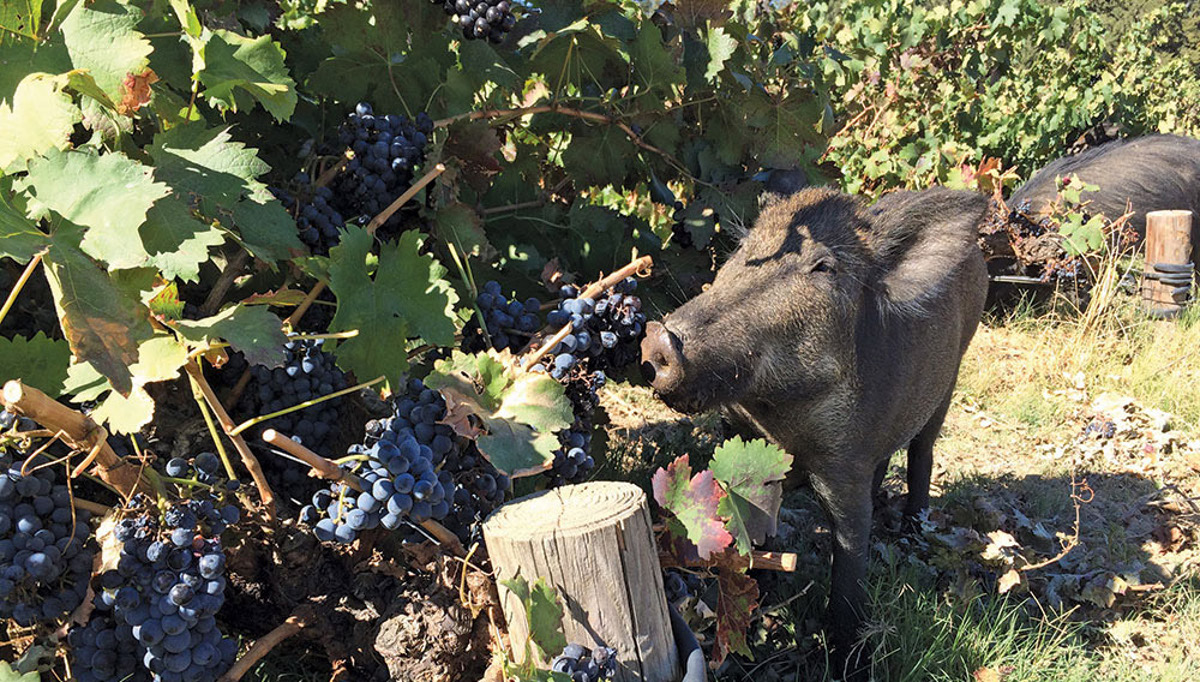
left=91, top=383, right=154, bottom=434
left=0, top=72, right=81, bottom=173
left=997, top=569, right=1022, bottom=594
left=60, top=0, right=152, bottom=100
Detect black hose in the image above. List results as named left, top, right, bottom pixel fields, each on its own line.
left=668, top=602, right=707, bottom=682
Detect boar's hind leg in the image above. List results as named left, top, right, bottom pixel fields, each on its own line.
left=871, top=458, right=888, bottom=503
left=905, top=388, right=953, bottom=518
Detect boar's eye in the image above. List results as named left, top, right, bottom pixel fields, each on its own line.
left=810, top=258, right=835, bottom=275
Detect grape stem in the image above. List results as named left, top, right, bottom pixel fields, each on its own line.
left=228, top=375, right=386, bottom=437
left=259, top=429, right=467, bottom=557
left=200, top=251, right=250, bottom=316
left=0, top=380, right=152, bottom=498
left=218, top=605, right=316, bottom=682
left=315, top=150, right=354, bottom=189
left=189, top=372, right=241, bottom=484
left=185, top=361, right=277, bottom=519
left=71, top=498, right=111, bottom=516
left=521, top=255, right=654, bottom=369
left=0, top=249, right=45, bottom=330
left=285, top=280, right=328, bottom=329
left=365, top=163, right=447, bottom=235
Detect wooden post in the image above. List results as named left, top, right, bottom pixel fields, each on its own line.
left=483, top=482, right=679, bottom=682
left=1141, top=210, right=1193, bottom=318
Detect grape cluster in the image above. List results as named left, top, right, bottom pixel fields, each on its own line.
left=273, top=174, right=346, bottom=256
left=79, top=493, right=237, bottom=682
left=537, top=277, right=646, bottom=379
left=329, top=103, right=432, bottom=224
left=550, top=643, right=618, bottom=682
left=431, top=0, right=516, bottom=42
left=463, top=280, right=542, bottom=353
left=0, top=448, right=96, bottom=626
left=68, top=611, right=149, bottom=682
left=545, top=369, right=605, bottom=487
left=222, top=339, right=349, bottom=489
left=300, top=379, right=509, bottom=546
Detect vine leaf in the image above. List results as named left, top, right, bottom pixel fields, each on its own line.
left=712, top=548, right=759, bottom=666
left=198, top=29, right=297, bottom=121
left=0, top=178, right=50, bottom=263
left=91, top=384, right=155, bottom=434
left=148, top=124, right=299, bottom=262
left=327, top=228, right=458, bottom=388
left=59, top=0, right=152, bottom=100
left=500, top=575, right=568, bottom=661
left=0, top=73, right=82, bottom=173
left=0, top=333, right=71, bottom=397
left=140, top=199, right=225, bottom=283
left=710, top=436, right=793, bottom=555
left=425, top=350, right=572, bottom=477
left=432, top=203, right=493, bottom=259
left=651, top=454, right=733, bottom=560
left=561, top=126, right=636, bottom=189
left=19, top=148, right=169, bottom=269
left=172, top=304, right=287, bottom=368
left=40, top=239, right=154, bottom=396
left=0, top=660, right=39, bottom=682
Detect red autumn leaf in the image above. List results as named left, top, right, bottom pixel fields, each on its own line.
left=651, top=455, right=732, bottom=560
left=118, top=69, right=159, bottom=115
left=712, top=548, right=759, bottom=666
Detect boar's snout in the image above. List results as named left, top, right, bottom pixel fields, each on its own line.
left=640, top=321, right=685, bottom=393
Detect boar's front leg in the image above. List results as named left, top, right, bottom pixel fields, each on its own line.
left=810, top=465, right=873, bottom=677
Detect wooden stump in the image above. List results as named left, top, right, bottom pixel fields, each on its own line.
left=1141, top=210, right=1194, bottom=317
left=484, top=481, right=679, bottom=682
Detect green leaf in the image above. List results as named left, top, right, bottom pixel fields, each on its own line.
left=172, top=304, right=287, bottom=368
left=0, top=0, right=42, bottom=44
left=19, top=148, right=169, bottom=269
left=327, top=228, right=459, bottom=388
left=630, top=25, right=685, bottom=97
left=0, top=72, right=82, bottom=173
left=149, top=124, right=270, bottom=200
left=424, top=350, right=572, bottom=477
left=499, top=576, right=567, bottom=661
left=198, top=29, right=297, bottom=121
left=60, top=0, right=152, bottom=100
left=703, top=25, right=738, bottom=83
left=433, top=203, right=493, bottom=259
left=651, top=454, right=732, bottom=560
left=0, top=178, right=49, bottom=263
left=709, top=436, right=793, bottom=555
left=561, top=126, right=636, bottom=188
left=0, top=40, right=71, bottom=104
left=140, top=199, right=225, bottom=283
left=41, top=239, right=155, bottom=396
left=61, top=360, right=111, bottom=403
left=0, top=332, right=71, bottom=397
left=149, top=124, right=300, bottom=261
left=0, top=660, right=39, bottom=682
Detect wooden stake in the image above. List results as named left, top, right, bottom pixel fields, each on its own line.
left=1141, top=210, right=1194, bottom=318
left=484, top=482, right=678, bottom=681
left=185, top=362, right=276, bottom=518
left=1, top=381, right=150, bottom=497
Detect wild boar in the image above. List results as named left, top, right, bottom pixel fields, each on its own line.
left=641, top=187, right=989, bottom=673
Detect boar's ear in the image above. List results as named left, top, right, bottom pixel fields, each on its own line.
left=864, top=188, right=988, bottom=308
